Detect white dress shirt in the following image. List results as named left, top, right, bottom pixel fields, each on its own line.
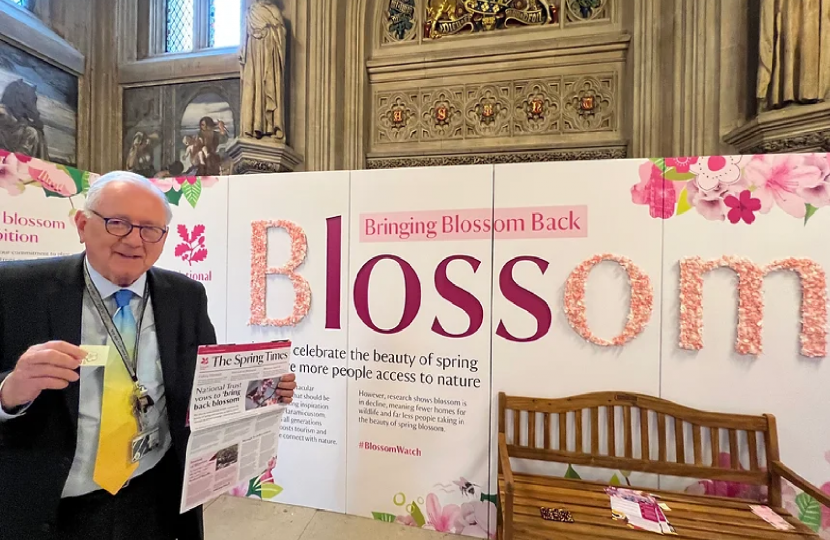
left=0, top=257, right=172, bottom=497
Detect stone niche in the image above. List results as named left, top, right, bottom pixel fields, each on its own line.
left=366, top=0, right=628, bottom=168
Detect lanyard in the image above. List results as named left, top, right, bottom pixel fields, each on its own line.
left=82, top=263, right=149, bottom=384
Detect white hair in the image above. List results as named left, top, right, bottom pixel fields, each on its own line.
left=85, top=170, right=173, bottom=224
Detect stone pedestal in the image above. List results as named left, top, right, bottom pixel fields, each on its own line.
left=724, top=102, right=830, bottom=154
left=226, top=137, right=303, bottom=174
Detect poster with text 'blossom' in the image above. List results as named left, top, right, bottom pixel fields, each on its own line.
left=0, top=150, right=94, bottom=262
left=225, top=171, right=352, bottom=513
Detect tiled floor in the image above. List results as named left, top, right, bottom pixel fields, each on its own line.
left=204, top=495, right=451, bottom=540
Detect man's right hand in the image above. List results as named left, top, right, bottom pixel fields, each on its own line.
left=0, top=341, right=85, bottom=411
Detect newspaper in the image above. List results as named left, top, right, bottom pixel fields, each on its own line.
left=180, top=341, right=291, bottom=513
left=606, top=487, right=676, bottom=535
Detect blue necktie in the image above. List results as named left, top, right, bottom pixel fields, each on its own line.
left=114, top=290, right=137, bottom=355
left=93, top=289, right=139, bottom=494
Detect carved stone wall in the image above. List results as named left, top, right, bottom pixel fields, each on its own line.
left=362, top=0, right=627, bottom=168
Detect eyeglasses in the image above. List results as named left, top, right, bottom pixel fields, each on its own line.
left=89, top=210, right=168, bottom=243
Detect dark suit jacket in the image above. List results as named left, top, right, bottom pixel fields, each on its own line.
left=0, top=253, right=217, bottom=540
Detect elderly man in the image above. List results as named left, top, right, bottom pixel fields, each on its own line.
left=0, top=171, right=296, bottom=540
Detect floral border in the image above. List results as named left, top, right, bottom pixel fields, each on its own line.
left=631, top=154, right=830, bottom=225
left=372, top=478, right=497, bottom=538
left=0, top=150, right=219, bottom=211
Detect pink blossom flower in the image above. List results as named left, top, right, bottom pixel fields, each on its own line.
left=423, top=493, right=461, bottom=533
left=724, top=190, right=762, bottom=224
left=395, top=515, right=417, bottom=527
left=0, top=153, right=26, bottom=196
left=685, top=453, right=766, bottom=501
left=228, top=481, right=248, bottom=498
left=150, top=177, right=174, bottom=193
left=797, top=153, right=830, bottom=208
left=685, top=180, right=729, bottom=221
left=690, top=156, right=745, bottom=192
left=455, top=501, right=497, bottom=538
left=175, top=176, right=199, bottom=186
left=29, top=162, right=78, bottom=197
left=782, top=483, right=799, bottom=518
left=666, top=156, right=699, bottom=173
left=200, top=176, right=219, bottom=188
left=744, top=155, right=822, bottom=218
left=631, top=162, right=677, bottom=219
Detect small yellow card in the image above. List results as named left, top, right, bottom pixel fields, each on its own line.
left=80, top=345, right=110, bottom=367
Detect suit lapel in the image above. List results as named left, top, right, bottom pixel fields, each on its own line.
left=148, top=268, right=180, bottom=392
left=48, top=254, right=85, bottom=432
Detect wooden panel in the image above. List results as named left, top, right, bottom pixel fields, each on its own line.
left=729, top=430, right=740, bottom=469
left=543, top=412, right=550, bottom=450
left=640, top=408, right=649, bottom=460
left=657, top=413, right=667, bottom=462
left=675, top=418, right=686, bottom=464
left=748, top=431, right=759, bottom=471
left=693, top=425, right=703, bottom=465
left=559, top=412, right=567, bottom=451
left=507, top=445, right=769, bottom=485
left=712, top=427, right=721, bottom=467
left=513, top=410, right=520, bottom=446
left=623, top=406, right=633, bottom=458
left=591, top=407, right=599, bottom=454
left=502, top=393, right=769, bottom=431
left=528, top=412, right=536, bottom=449
left=607, top=406, right=616, bottom=457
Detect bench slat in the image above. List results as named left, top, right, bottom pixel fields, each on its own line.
left=559, top=412, right=567, bottom=452
left=748, top=430, right=759, bottom=471
left=657, top=413, right=667, bottom=462
left=528, top=411, right=536, bottom=449
left=693, top=424, right=703, bottom=465
left=730, top=429, right=740, bottom=469
left=623, top=406, right=632, bottom=458
left=575, top=410, right=583, bottom=453
left=675, top=418, right=686, bottom=464
left=591, top=407, right=599, bottom=454
left=640, top=408, right=649, bottom=460
left=607, top=406, right=616, bottom=457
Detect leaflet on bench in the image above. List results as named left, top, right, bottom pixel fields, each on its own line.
left=180, top=341, right=291, bottom=513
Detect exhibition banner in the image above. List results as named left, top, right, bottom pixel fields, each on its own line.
left=4, top=149, right=830, bottom=538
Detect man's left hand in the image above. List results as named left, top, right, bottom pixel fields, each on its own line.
left=277, top=373, right=297, bottom=404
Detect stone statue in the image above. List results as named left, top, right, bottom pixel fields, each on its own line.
left=240, top=0, right=286, bottom=141
left=757, top=0, right=830, bottom=111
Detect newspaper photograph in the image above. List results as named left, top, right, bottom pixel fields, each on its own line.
left=181, top=341, right=291, bottom=513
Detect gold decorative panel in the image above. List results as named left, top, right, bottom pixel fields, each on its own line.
left=562, top=75, right=615, bottom=132
left=513, top=79, right=561, bottom=135
left=373, top=73, right=617, bottom=144
left=421, top=87, right=465, bottom=140
left=465, top=84, right=512, bottom=138
left=376, top=91, right=420, bottom=143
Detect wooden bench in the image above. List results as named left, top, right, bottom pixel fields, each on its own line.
left=498, top=392, right=830, bottom=539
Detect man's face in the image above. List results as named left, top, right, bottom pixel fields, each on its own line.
left=75, top=181, right=168, bottom=286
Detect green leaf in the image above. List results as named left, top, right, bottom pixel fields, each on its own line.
left=166, top=187, right=183, bottom=206
left=372, top=512, right=397, bottom=523
left=182, top=179, right=202, bottom=208
left=649, top=157, right=667, bottom=172
left=564, top=465, right=581, bottom=480
left=796, top=492, right=821, bottom=532
left=68, top=208, right=77, bottom=218
left=665, top=169, right=697, bottom=182
left=58, top=164, right=86, bottom=195
left=260, top=482, right=283, bottom=500
left=610, top=473, right=622, bottom=486
left=409, top=501, right=426, bottom=527
left=620, top=471, right=632, bottom=478
left=81, top=171, right=91, bottom=194
left=246, top=476, right=262, bottom=498
left=480, top=493, right=498, bottom=506
left=805, top=204, right=819, bottom=225
left=676, top=187, right=693, bottom=216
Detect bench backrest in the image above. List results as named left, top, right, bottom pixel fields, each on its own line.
left=499, top=392, right=778, bottom=490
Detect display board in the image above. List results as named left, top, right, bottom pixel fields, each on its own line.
left=3, top=150, right=830, bottom=538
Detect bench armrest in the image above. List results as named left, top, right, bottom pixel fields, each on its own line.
left=499, top=432, right=514, bottom=492
left=771, top=461, right=830, bottom=509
